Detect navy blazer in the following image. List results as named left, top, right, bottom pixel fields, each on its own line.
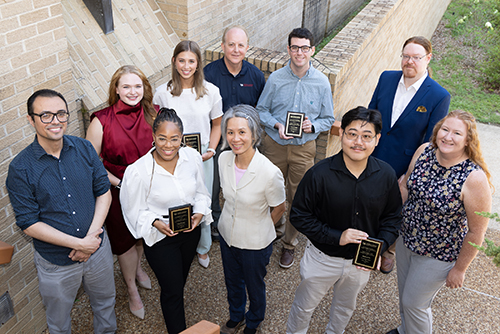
left=369, top=70, right=450, bottom=177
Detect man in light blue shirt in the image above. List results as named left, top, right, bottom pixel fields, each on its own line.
left=257, top=28, right=334, bottom=269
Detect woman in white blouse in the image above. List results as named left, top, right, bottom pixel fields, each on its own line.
left=153, top=40, right=222, bottom=268
left=218, top=105, right=286, bottom=334
left=120, top=108, right=212, bottom=334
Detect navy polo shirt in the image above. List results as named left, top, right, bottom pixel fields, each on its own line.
left=6, top=135, right=110, bottom=266
left=204, top=57, right=266, bottom=112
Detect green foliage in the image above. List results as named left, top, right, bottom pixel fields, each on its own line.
left=481, top=2, right=500, bottom=88
left=431, top=0, right=500, bottom=124
left=469, top=212, right=500, bottom=267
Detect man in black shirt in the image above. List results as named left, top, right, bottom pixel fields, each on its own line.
left=286, top=106, right=402, bottom=334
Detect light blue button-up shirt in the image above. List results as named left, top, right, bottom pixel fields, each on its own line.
left=256, top=62, right=335, bottom=146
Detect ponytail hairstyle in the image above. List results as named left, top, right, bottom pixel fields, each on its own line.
left=153, top=107, right=184, bottom=135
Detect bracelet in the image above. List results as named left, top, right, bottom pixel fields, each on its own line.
left=206, top=148, right=216, bottom=155
left=115, top=180, right=122, bottom=189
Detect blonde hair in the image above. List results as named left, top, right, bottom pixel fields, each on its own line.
left=168, top=40, right=207, bottom=99
left=108, top=65, right=155, bottom=126
left=430, top=110, right=492, bottom=189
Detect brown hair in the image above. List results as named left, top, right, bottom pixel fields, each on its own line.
left=108, top=65, right=156, bottom=126
left=403, top=36, right=433, bottom=77
left=168, top=40, right=207, bottom=99
left=430, top=110, right=493, bottom=189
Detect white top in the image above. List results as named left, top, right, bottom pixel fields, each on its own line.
left=391, top=71, right=428, bottom=127
left=120, top=147, right=212, bottom=247
left=153, top=81, right=223, bottom=145
left=218, top=149, right=286, bottom=250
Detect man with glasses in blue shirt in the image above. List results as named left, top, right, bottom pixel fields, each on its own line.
left=368, top=36, right=450, bottom=274
left=257, top=28, right=334, bottom=269
left=6, top=89, right=116, bottom=334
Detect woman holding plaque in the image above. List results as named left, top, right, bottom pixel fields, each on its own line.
left=154, top=40, right=223, bottom=268
left=120, top=108, right=212, bottom=334
left=387, top=110, right=492, bottom=334
left=86, top=65, right=157, bottom=319
left=217, top=105, right=286, bottom=334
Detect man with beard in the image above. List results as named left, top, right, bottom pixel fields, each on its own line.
left=368, top=36, right=450, bottom=274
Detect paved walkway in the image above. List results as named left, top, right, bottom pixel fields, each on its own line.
left=65, top=123, right=500, bottom=334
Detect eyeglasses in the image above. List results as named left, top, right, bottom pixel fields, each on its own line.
left=344, top=131, right=376, bottom=143
left=401, top=54, right=428, bottom=62
left=32, top=112, right=69, bottom=124
left=289, top=45, right=312, bottom=53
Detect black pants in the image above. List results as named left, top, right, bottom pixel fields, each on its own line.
left=144, top=226, right=201, bottom=334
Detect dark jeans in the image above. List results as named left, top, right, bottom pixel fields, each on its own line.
left=144, top=227, right=201, bottom=334
left=220, top=236, right=273, bottom=329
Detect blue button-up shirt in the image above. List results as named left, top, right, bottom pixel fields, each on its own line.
left=6, top=135, right=110, bottom=265
left=204, top=57, right=266, bottom=112
left=256, top=62, right=335, bottom=146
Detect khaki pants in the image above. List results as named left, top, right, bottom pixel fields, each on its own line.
left=286, top=242, right=370, bottom=334
left=261, top=134, right=316, bottom=250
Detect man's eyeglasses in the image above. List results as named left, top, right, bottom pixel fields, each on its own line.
left=289, top=45, right=312, bottom=53
left=344, top=131, right=376, bottom=143
left=32, top=112, right=69, bottom=124
left=401, top=54, right=428, bottom=62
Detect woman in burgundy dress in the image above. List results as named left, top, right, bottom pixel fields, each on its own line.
left=86, top=65, right=158, bottom=319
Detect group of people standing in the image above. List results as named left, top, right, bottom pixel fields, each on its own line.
left=5, top=23, right=493, bottom=334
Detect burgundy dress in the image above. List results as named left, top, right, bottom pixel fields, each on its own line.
left=91, top=99, right=156, bottom=255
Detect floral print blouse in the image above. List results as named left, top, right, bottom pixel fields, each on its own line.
left=401, top=145, right=479, bottom=262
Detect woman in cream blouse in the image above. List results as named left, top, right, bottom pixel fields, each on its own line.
left=218, top=104, right=286, bottom=334
left=120, top=108, right=211, bottom=334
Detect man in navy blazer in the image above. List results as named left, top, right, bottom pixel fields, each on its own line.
left=368, top=36, right=450, bottom=275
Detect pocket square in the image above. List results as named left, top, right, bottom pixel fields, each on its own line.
left=416, top=106, right=427, bottom=113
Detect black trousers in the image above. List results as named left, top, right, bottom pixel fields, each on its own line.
left=144, top=226, right=201, bottom=334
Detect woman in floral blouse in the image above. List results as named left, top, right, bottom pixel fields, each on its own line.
left=387, top=110, right=492, bottom=334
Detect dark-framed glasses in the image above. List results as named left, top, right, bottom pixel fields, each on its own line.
left=401, top=54, right=428, bottom=62
left=32, top=112, right=69, bottom=124
left=344, top=131, right=376, bottom=143
left=289, top=45, right=312, bottom=53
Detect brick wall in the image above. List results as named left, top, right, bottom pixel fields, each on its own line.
left=64, top=0, right=179, bottom=112
left=205, top=0, right=451, bottom=159
left=0, top=0, right=77, bottom=333
left=315, top=0, right=452, bottom=156
left=158, top=0, right=304, bottom=52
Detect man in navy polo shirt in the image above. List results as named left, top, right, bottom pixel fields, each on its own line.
left=204, top=25, right=266, bottom=237
left=6, top=89, right=116, bottom=334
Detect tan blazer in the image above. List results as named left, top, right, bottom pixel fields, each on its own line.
left=218, top=149, right=286, bottom=250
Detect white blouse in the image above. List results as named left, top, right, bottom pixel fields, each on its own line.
left=120, top=147, right=212, bottom=247
left=153, top=81, right=223, bottom=145
left=218, top=149, right=286, bottom=250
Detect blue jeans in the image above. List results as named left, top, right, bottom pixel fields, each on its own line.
left=220, top=236, right=272, bottom=329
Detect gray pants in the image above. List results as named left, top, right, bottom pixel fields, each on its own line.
left=34, top=231, right=117, bottom=334
left=286, top=242, right=371, bottom=334
left=396, top=237, right=454, bottom=334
